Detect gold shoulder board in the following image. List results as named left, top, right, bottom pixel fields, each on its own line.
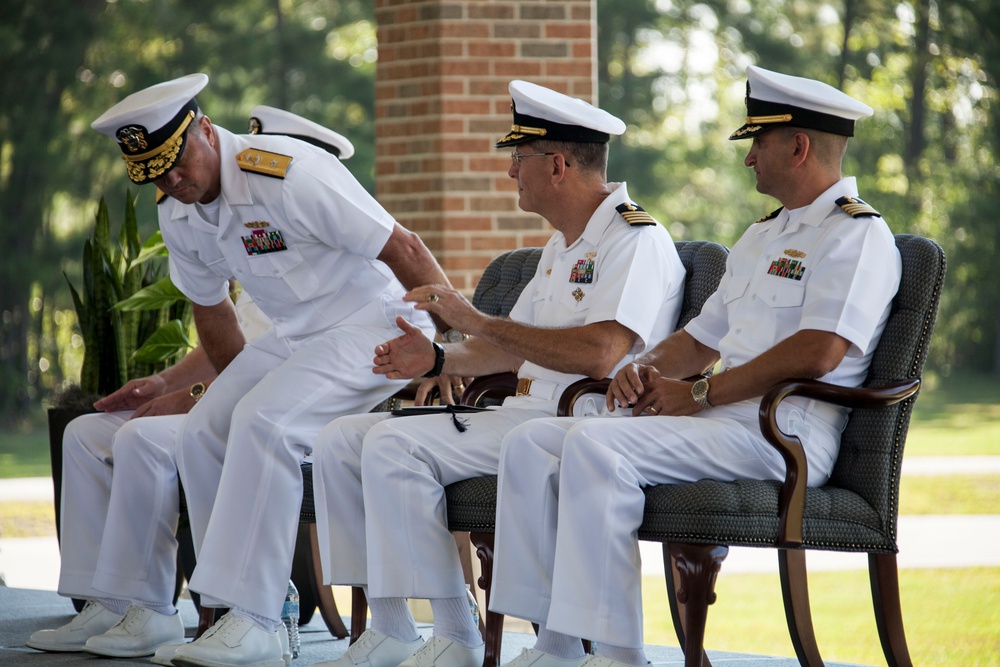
left=155, top=189, right=167, bottom=205
left=835, top=196, right=881, bottom=218
left=236, top=148, right=292, bottom=179
left=615, top=202, right=657, bottom=226
left=754, top=207, right=783, bottom=224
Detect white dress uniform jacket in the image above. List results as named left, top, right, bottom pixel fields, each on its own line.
left=490, top=177, right=902, bottom=648
left=312, top=182, right=686, bottom=601
left=162, top=127, right=433, bottom=621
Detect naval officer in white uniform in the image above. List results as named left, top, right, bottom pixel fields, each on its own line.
left=28, top=108, right=355, bottom=662
left=309, top=80, right=686, bottom=667
left=90, top=76, right=454, bottom=667
left=488, top=66, right=903, bottom=667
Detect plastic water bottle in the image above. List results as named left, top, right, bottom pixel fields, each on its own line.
left=282, top=579, right=300, bottom=659
left=466, top=584, right=480, bottom=628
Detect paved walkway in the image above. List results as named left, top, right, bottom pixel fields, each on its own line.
left=2, top=457, right=999, bottom=590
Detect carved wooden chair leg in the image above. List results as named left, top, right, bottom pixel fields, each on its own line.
left=777, top=549, right=824, bottom=667
left=350, top=586, right=368, bottom=644
left=470, top=531, right=502, bottom=667
left=308, top=523, right=349, bottom=638
left=869, top=553, right=913, bottom=667
left=663, top=547, right=714, bottom=667
left=195, top=606, right=225, bottom=639
left=666, top=542, right=728, bottom=667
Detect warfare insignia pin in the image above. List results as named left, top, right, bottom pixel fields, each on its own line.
left=784, top=249, right=806, bottom=259
left=572, top=287, right=585, bottom=303
left=244, top=221, right=271, bottom=229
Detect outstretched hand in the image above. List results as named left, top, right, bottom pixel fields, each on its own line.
left=373, top=316, right=436, bottom=380
left=94, top=375, right=168, bottom=412
left=404, top=284, right=481, bottom=335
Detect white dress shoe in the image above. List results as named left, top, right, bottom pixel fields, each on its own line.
left=311, top=628, right=423, bottom=667
left=25, top=600, right=124, bottom=652
left=152, top=639, right=188, bottom=665
left=170, top=612, right=289, bottom=667
left=153, top=624, right=287, bottom=666
left=83, top=604, right=186, bottom=657
left=502, top=648, right=587, bottom=667
left=579, top=656, right=638, bottom=667
left=398, top=636, right=485, bottom=667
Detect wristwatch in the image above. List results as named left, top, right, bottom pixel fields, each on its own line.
left=189, top=382, right=206, bottom=403
left=442, top=329, right=468, bottom=343
left=423, top=342, right=446, bottom=378
left=691, top=378, right=711, bottom=411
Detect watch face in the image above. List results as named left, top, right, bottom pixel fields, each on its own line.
left=444, top=330, right=465, bottom=343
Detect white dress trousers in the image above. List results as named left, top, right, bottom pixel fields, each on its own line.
left=490, top=402, right=842, bottom=648
left=58, top=411, right=186, bottom=606
left=177, top=297, right=431, bottom=621
left=313, top=399, right=558, bottom=599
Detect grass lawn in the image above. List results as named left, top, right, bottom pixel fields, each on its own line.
left=641, top=567, right=1000, bottom=666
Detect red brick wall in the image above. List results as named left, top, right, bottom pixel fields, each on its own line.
left=374, top=0, right=596, bottom=291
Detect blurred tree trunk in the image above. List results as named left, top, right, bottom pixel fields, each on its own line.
left=0, top=0, right=104, bottom=417
left=905, top=0, right=932, bottom=168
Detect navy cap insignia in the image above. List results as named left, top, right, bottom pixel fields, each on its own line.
left=836, top=196, right=881, bottom=218
left=116, top=125, right=149, bottom=153
left=615, top=202, right=657, bottom=226
left=236, top=148, right=292, bottom=179
left=755, top=207, right=784, bottom=224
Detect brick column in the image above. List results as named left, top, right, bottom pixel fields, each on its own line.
left=374, top=0, right=596, bottom=292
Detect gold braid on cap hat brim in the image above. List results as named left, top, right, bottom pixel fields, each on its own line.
left=122, top=110, right=195, bottom=183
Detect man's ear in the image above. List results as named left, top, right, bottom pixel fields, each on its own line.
left=790, top=131, right=810, bottom=168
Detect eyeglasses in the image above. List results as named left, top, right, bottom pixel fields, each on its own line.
left=510, top=151, right=571, bottom=167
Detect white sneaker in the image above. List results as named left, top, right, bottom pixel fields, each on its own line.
left=311, top=629, right=423, bottom=667
left=398, top=636, right=485, bottom=667
left=25, top=600, right=124, bottom=652
left=170, top=612, right=288, bottom=667
left=83, top=605, right=186, bottom=657
left=502, top=648, right=587, bottom=667
left=152, top=639, right=189, bottom=666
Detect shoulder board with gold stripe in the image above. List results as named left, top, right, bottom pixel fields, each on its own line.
left=615, top=202, right=657, bottom=227
left=155, top=189, right=167, bottom=205
left=835, top=196, right=881, bottom=218
left=236, top=148, right=292, bottom=179
left=754, top=207, right=783, bottom=224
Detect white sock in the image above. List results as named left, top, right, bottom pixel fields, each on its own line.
left=534, top=623, right=586, bottom=660
left=596, top=643, right=647, bottom=666
left=369, top=597, right=420, bottom=642
left=94, top=597, right=129, bottom=615
left=231, top=608, right=281, bottom=633
left=429, top=596, right=482, bottom=648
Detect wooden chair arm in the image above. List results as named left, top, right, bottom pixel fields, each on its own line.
left=557, top=378, right=612, bottom=416
left=460, top=372, right=519, bottom=407
left=758, top=377, right=921, bottom=547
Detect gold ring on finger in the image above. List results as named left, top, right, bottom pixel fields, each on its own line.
left=427, top=294, right=440, bottom=303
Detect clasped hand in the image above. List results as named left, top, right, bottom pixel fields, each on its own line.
left=606, top=363, right=701, bottom=417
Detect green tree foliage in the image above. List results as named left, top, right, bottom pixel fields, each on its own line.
left=1, top=0, right=997, bottom=421
left=0, top=0, right=376, bottom=420
left=597, top=0, right=999, bottom=377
